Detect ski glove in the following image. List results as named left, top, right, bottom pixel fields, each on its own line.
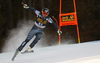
left=57, top=30, right=62, bottom=35
left=23, top=4, right=29, bottom=9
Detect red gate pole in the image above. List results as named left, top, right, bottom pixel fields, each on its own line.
left=59, top=0, right=62, bottom=44
left=73, top=0, right=80, bottom=43
left=59, top=26, right=61, bottom=45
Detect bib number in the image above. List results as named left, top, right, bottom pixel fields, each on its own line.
left=39, top=22, right=43, bottom=26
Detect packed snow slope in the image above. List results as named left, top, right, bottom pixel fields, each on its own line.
left=0, top=41, right=100, bottom=63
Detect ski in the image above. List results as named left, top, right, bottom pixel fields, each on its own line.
left=12, top=49, right=19, bottom=61
left=21, top=50, right=34, bottom=54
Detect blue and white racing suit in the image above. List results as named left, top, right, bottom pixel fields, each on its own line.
left=18, top=7, right=59, bottom=51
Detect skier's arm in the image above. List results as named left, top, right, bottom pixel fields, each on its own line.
left=51, top=21, right=59, bottom=31
left=29, top=7, right=36, bottom=12
left=23, top=4, right=40, bottom=15
left=22, top=4, right=36, bottom=11
left=29, top=7, right=40, bottom=16
left=51, top=21, right=62, bottom=35
left=48, top=18, right=62, bottom=34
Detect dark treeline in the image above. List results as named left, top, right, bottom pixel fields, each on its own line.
left=0, top=0, right=100, bottom=52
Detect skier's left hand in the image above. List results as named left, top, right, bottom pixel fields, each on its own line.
left=23, top=4, right=29, bottom=9
left=57, top=30, right=62, bottom=35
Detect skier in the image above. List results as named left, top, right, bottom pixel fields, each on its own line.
left=13, top=3, right=62, bottom=58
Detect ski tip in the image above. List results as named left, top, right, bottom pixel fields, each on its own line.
left=31, top=50, right=34, bottom=52
left=11, top=58, right=14, bottom=61
left=11, top=49, right=19, bottom=61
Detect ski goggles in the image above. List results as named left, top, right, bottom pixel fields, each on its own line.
left=42, top=11, right=49, bottom=16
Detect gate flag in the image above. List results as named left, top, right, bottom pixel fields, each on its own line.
left=59, top=0, right=80, bottom=44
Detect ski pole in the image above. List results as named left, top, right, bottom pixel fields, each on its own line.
left=52, top=16, right=61, bottom=44
left=52, top=16, right=59, bottom=27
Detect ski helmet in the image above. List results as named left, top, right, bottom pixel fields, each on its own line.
left=42, top=8, right=49, bottom=16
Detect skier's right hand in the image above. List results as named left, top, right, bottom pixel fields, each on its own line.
left=57, top=29, right=62, bottom=35
left=23, top=4, right=29, bottom=9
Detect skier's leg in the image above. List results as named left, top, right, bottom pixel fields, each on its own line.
left=29, top=32, right=42, bottom=48
left=18, top=29, right=35, bottom=51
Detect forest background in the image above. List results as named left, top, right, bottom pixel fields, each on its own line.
left=0, top=0, right=100, bottom=53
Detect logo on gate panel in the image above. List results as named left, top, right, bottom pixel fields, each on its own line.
left=62, top=15, right=74, bottom=22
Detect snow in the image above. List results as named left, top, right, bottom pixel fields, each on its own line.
left=0, top=41, right=100, bottom=63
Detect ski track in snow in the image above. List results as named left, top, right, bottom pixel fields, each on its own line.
left=0, top=41, right=100, bottom=63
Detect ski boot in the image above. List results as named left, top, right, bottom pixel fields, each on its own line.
left=21, top=47, right=34, bottom=54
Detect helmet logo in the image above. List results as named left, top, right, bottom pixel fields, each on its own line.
left=45, top=10, right=49, bottom=13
